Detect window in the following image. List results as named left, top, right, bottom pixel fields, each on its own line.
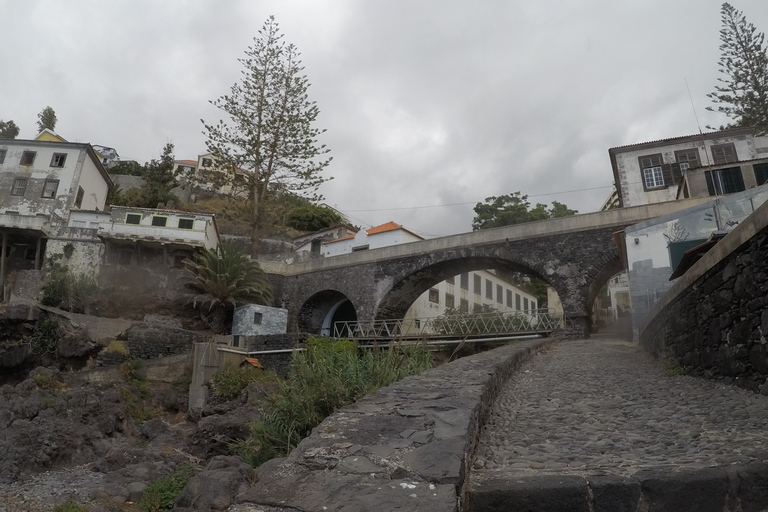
left=20, top=151, right=36, bottom=166
left=178, top=218, right=194, bottom=229
left=253, top=312, right=263, bottom=325
left=639, top=154, right=664, bottom=189
left=705, top=167, right=745, bottom=196
left=151, top=216, right=168, bottom=227
left=446, top=275, right=454, bottom=285
left=711, top=143, right=737, bottom=165
left=459, top=298, right=469, bottom=313
left=496, top=284, right=503, bottom=304
left=473, top=274, right=481, bottom=295
left=532, top=301, right=537, bottom=310
left=0, top=149, right=6, bottom=164
left=460, top=273, right=468, bottom=290
left=506, top=289, right=513, bottom=307
left=485, top=279, right=492, bottom=299
left=201, top=158, right=213, bottom=167
left=74, top=187, right=84, bottom=208
left=73, top=220, right=86, bottom=228
left=515, top=293, right=521, bottom=310
left=41, top=179, right=58, bottom=199
left=414, top=319, right=420, bottom=329
left=125, top=213, right=141, bottom=225
left=49, top=153, right=67, bottom=167
left=754, top=163, right=768, bottom=186
left=524, top=297, right=529, bottom=311
left=351, top=244, right=369, bottom=251
left=674, top=149, right=699, bottom=170
left=428, top=288, right=439, bottom=303
left=445, top=293, right=455, bottom=309
left=11, top=178, right=27, bottom=196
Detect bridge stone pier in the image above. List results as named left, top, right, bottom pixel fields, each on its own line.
left=262, top=198, right=711, bottom=337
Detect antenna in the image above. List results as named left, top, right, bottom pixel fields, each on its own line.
left=684, top=77, right=703, bottom=135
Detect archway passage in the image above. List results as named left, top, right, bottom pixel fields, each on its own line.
left=298, top=290, right=358, bottom=336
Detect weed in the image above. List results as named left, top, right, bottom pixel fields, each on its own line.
left=53, top=496, right=89, bottom=512
left=105, top=340, right=129, bottom=355
left=33, top=372, right=66, bottom=391
left=139, top=464, right=197, bottom=512
left=43, top=396, right=55, bottom=408
left=664, top=359, right=686, bottom=376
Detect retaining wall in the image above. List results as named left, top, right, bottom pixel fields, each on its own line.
left=640, top=199, right=768, bottom=393
left=238, top=338, right=551, bottom=511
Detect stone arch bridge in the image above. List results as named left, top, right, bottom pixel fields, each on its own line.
left=261, top=200, right=707, bottom=336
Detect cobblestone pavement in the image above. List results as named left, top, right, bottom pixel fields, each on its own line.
left=474, top=336, right=768, bottom=476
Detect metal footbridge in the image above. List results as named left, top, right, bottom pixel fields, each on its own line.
left=332, top=309, right=570, bottom=343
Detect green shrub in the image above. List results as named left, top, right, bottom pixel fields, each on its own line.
left=24, top=317, right=60, bottom=356
left=234, top=337, right=432, bottom=466
left=41, top=257, right=98, bottom=314
left=664, top=359, right=686, bottom=376
left=211, top=365, right=265, bottom=400
left=139, top=464, right=197, bottom=512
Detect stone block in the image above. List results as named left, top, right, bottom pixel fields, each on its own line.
left=468, top=474, right=589, bottom=512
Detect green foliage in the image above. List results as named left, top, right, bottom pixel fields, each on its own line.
left=33, top=371, right=65, bottom=391
left=211, top=365, right=266, bottom=400
left=472, top=192, right=577, bottom=231
left=109, top=160, right=144, bottom=176
left=234, top=337, right=432, bottom=466
left=54, top=496, right=89, bottom=512
left=41, top=255, right=99, bottom=314
left=707, top=3, right=768, bottom=132
left=24, top=317, right=61, bottom=356
left=110, top=143, right=179, bottom=208
left=183, top=244, right=273, bottom=333
left=285, top=204, right=342, bottom=232
left=202, top=15, right=333, bottom=256
left=139, top=464, right=197, bottom=512
left=36, top=106, right=57, bottom=132
left=0, top=119, right=20, bottom=139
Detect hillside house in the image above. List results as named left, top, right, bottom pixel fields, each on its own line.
left=609, top=127, right=768, bottom=207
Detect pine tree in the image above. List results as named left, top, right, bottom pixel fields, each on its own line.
left=201, top=16, right=332, bottom=256
left=36, top=106, right=57, bottom=133
left=707, top=3, right=768, bottom=133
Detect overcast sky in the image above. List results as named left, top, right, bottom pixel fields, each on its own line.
left=2, top=0, right=766, bottom=237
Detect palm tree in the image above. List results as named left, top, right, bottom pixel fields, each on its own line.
left=183, top=244, right=273, bottom=333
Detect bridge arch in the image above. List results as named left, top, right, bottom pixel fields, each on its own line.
left=298, top=290, right=358, bottom=337
left=373, top=254, right=564, bottom=321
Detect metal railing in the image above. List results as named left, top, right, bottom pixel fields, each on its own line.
left=333, top=309, right=572, bottom=340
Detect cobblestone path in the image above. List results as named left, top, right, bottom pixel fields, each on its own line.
left=474, top=336, right=768, bottom=477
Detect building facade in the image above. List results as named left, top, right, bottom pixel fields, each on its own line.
left=609, top=127, right=768, bottom=208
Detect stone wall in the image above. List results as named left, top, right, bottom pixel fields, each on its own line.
left=640, top=202, right=768, bottom=393
left=244, top=332, right=309, bottom=374
left=95, top=324, right=209, bottom=366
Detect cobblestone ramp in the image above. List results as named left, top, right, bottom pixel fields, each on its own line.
left=467, top=337, right=768, bottom=512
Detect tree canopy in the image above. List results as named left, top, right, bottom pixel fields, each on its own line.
left=0, top=120, right=19, bottom=140
left=707, top=3, right=768, bottom=132
left=109, top=143, right=179, bottom=208
left=472, top=192, right=577, bottom=231
left=285, top=204, right=342, bottom=232
left=36, top=106, right=57, bottom=133
left=201, top=15, right=332, bottom=256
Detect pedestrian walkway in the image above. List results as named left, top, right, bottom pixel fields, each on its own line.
left=475, top=336, right=768, bottom=475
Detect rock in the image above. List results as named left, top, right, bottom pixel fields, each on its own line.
left=172, top=456, right=254, bottom=511
left=186, top=405, right=261, bottom=459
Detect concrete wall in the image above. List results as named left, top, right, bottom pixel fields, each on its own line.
left=232, top=304, right=288, bottom=336
left=639, top=198, right=768, bottom=393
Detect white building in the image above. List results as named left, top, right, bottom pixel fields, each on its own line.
left=320, top=221, right=540, bottom=332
